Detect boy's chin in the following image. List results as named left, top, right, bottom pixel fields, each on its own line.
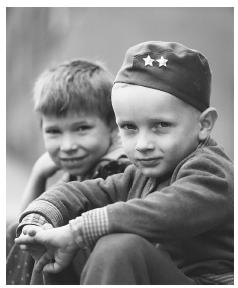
left=138, top=166, right=165, bottom=178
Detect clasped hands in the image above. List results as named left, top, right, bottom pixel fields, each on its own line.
left=15, top=223, right=78, bottom=274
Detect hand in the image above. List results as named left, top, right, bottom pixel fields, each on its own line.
left=16, top=223, right=53, bottom=261
left=32, top=152, right=60, bottom=179
left=20, top=153, right=61, bottom=211
left=15, top=224, right=78, bottom=273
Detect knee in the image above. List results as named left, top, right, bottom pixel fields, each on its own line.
left=81, top=234, right=149, bottom=284
left=91, top=233, right=146, bottom=264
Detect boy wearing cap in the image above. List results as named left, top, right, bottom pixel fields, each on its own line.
left=15, top=41, right=233, bottom=285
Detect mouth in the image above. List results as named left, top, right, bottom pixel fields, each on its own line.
left=59, top=155, right=88, bottom=166
left=136, top=157, right=162, bottom=167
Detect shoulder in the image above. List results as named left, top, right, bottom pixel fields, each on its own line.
left=191, top=139, right=232, bottom=172
left=172, top=139, right=233, bottom=187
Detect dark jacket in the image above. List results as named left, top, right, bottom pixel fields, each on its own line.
left=20, top=138, right=233, bottom=277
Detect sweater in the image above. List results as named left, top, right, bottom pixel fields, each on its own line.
left=19, top=138, right=233, bottom=277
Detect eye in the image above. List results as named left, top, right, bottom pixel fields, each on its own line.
left=75, top=125, right=92, bottom=132
left=158, top=122, right=170, bottom=128
left=45, top=128, right=61, bottom=134
left=120, top=123, right=137, bottom=131
left=152, top=122, right=171, bottom=132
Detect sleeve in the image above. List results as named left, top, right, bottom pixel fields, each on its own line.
left=63, top=152, right=233, bottom=248
left=16, top=214, right=49, bottom=236
left=105, top=153, right=233, bottom=243
left=18, top=165, right=135, bottom=228
left=69, top=207, right=109, bottom=249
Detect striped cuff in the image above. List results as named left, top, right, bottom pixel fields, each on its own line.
left=70, top=207, right=109, bottom=249
left=81, top=207, right=109, bottom=247
left=20, top=199, right=65, bottom=228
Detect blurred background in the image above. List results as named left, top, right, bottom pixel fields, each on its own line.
left=6, top=7, right=234, bottom=221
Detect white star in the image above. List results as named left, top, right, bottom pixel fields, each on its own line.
left=143, top=55, right=154, bottom=66
left=156, top=56, right=168, bottom=67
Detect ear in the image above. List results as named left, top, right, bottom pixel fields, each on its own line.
left=198, top=107, right=218, bottom=141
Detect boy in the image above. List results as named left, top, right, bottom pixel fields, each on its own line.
left=7, top=59, right=129, bottom=285
left=15, top=41, right=234, bottom=285
left=20, top=58, right=128, bottom=210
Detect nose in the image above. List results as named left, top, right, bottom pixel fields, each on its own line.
left=60, top=134, right=78, bottom=152
left=135, top=131, right=155, bottom=152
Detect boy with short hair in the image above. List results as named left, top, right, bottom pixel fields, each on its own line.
left=15, top=41, right=234, bottom=285
left=20, top=58, right=128, bottom=210
left=7, top=59, right=129, bottom=285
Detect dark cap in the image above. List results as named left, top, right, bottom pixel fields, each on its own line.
left=114, top=41, right=211, bottom=111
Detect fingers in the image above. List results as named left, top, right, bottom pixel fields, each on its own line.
left=43, top=261, right=62, bottom=274
left=15, top=227, right=42, bottom=245
left=19, top=243, right=46, bottom=261
left=19, top=243, right=45, bottom=252
left=15, top=234, right=36, bottom=245
left=42, top=223, right=53, bottom=230
left=15, top=239, right=48, bottom=259
left=19, top=244, right=28, bottom=250
left=34, top=253, right=63, bottom=274
left=16, top=224, right=48, bottom=246
left=34, top=252, right=53, bottom=273
left=22, top=225, right=41, bottom=236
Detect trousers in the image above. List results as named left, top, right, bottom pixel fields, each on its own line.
left=42, top=233, right=195, bottom=285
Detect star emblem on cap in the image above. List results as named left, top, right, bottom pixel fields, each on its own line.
left=143, top=55, right=154, bottom=66
left=156, top=56, right=168, bottom=67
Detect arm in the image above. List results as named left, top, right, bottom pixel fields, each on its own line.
left=106, top=152, right=233, bottom=242
left=68, top=151, right=233, bottom=247
left=19, top=152, right=233, bottom=247
left=20, top=152, right=60, bottom=211
left=18, top=164, right=135, bottom=228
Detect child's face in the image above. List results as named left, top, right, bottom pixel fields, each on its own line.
left=41, top=113, right=112, bottom=177
left=112, top=85, right=200, bottom=179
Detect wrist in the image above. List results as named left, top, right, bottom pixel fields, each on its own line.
left=69, top=218, right=89, bottom=251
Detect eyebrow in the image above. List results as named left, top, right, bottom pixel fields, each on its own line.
left=116, top=119, right=134, bottom=125
left=71, top=120, right=92, bottom=125
left=117, top=116, right=175, bottom=124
